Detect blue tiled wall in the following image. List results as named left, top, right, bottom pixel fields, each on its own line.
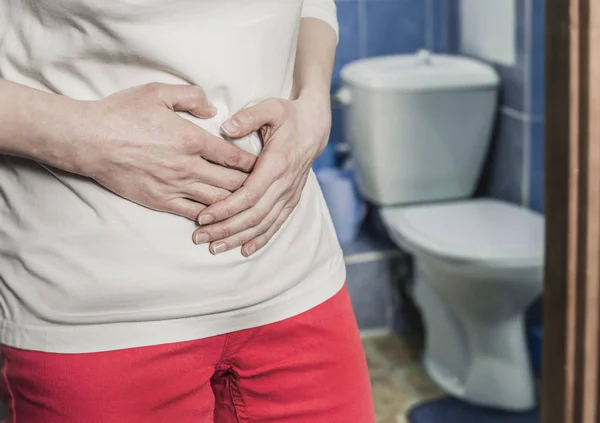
left=528, top=0, right=545, bottom=212
left=448, top=0, right=546, bottom=212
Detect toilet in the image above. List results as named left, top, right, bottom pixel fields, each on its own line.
left=337, top=51, right=544, bottom=411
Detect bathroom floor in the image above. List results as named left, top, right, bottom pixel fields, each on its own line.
left=363, top=332, right=444, bottom=423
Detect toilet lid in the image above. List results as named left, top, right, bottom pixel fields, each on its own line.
left=380, top=199, right=545, bottom=265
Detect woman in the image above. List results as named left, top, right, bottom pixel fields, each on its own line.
left=0, top=0, right=374, bottom=422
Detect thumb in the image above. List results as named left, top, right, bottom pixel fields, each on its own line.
left=154, top=83, right=217, bottom=118
left=221, top=99, right=284, bottom=138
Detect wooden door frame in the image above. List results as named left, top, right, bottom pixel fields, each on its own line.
left=542, top=0, right=600, bottom=422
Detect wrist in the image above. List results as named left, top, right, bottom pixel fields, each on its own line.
left=14, top=89, right=96, bottom=176
left=293, top=83, right=330, bottom=105
left=295, top=89, right=331, bottom=121
left=294, top=91, right=332, bottom=154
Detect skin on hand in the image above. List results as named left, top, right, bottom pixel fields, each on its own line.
left=191, top=95, right=331, bottom=257
left=81, top=82, right=257, bottom=221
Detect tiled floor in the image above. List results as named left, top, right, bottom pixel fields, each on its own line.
left=363, top=332, right=444, bottom=423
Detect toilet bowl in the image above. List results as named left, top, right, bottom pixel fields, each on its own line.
left=380, top=199, right=544, bottom=411
left=338, top=51, right=544, bottom=410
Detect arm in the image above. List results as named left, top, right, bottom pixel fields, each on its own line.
left=292, top=0, right=339, bottom=100
left=191, top=14, right=339, bottom=256
left=0, top=79, right=90, bottom=174
left=289, top=16, right=338, bottom=152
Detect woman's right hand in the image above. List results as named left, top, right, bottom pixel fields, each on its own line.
left=77, top=83, right=257, bottom=220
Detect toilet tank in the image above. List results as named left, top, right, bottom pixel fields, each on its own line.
left=338, top=51, right=499, bottom=206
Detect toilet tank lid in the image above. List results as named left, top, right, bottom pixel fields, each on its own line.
left=380, top=199, right=545, bottom=265
left=340, top=50, right=499, bottom=92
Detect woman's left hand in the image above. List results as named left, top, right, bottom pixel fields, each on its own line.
left=191, top=95, right=331, bottom=257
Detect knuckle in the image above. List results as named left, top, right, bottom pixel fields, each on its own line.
left=167, top=201, right=197, bottom=221
left=223, top=203, right=239, bottom=218
left=149, top=186, right=169, bottom=204
left=271, top=221, right=284, bottom=234
left=280, top=155, right=292, bottom=171
left=170, top=160, right=187, bottom=174
left=271, top=154, right=290, bottom=176
left=144, top=82, right=162, bottom=96
left=188, top=86, right=207, bottom=107
left=274, top=98, right=286, bottom=109
left=266, top=98, right=281, bottom=108
left=247, top=213, right=263, bottom=227
left=228, top=236, right=244, bottom=248
left=185, top=208, right=200, bottom=221
left=179, top=131, right=200, bottom=154
left=242, top=111, right=256, bottom=125
left=189, top=85, right=206, bottom=100
left=209, top=191, right=229, bottom=204
left=226, top=175, right=245, bottom=191
left=272, top=99, right=287, bottom=116
left=217, top=226, right=232, bottom=239
left=290, top=192, right=302, bottom=207
left=242, top=190, right=260, bottom=207
left=287, top=198, right=299, bottom=210
left=223, top=152, right=241, bottom=168
left=171, top=156, right=195, bottom=175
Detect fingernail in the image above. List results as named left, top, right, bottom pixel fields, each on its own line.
left=211, top=242, right=227, bottom=255
left=194, top=233, right=210, bottom=244
left=221, top=119, right=239, bottom=135
left=198, top=215, right=214, bottom=225
left=244, top=245, right=256, bottom=257
left=207, top=103, right=217, bottom=115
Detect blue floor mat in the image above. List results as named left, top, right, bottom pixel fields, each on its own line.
left=407, top=397, right=539, bottom=423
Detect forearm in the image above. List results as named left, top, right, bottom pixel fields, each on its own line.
left=0, top=78, right=89, bottom=173
left=291, top=18, right=337, bottom=104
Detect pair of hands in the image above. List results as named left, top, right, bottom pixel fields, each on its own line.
left=83, top=83, right=330, bottom=257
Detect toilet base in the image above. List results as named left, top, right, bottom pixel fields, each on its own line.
left=423, top=336, right=537, bottom=411
left=412, top=257, right=540, bottom=412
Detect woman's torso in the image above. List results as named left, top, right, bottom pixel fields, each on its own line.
left=0, top=0, right=345, bottom=352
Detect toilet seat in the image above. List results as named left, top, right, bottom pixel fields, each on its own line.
left=380, top=198, right=544, bottom=267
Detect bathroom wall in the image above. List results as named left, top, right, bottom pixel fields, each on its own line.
left=449, top=0, right=546, bottom=212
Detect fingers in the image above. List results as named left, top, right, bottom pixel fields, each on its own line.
left=192, top=174, right=305, bottom=256
left=196, top=132, right=257, bottom=173
left=221, top=99, right=286, bottom=138
left=195, top=150, right=289, bottom=225
left=244, top=202, right=296, bottom=256
left=192, top=183, right=281, bottom=246
left=148, top=83, right=217, bottom=118
left=195, top=161, right=249, bottom=192
left=165, top=198, right=206, bottom=221
left=183, top=183, right=231, bottom=206
left=192, top=198, right=285, bottom=256
left=242, top=176, right=305, bottom=256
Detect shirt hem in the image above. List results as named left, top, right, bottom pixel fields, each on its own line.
left=0, top=262, right=346, bottom=354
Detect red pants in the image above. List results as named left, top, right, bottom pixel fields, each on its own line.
left=0, top=286, right=374, bottom=422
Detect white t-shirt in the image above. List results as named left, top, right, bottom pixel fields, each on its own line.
left=0, top=0, right=345, bottom=353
